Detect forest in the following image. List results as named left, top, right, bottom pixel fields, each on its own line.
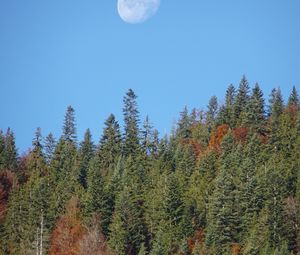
left=0, top=76, right=300, bottom=255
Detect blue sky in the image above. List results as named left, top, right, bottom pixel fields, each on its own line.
left=0, top=0, right=299, bottom=153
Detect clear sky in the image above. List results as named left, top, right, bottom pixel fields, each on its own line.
left=0, top=0, right=300, bottom=153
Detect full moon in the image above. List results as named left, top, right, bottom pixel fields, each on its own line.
left=117, top=0, right=160, bottom=24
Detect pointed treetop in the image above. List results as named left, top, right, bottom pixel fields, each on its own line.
left=225, top=84, right=236, bottom=107
left=32, top=127, right=43, bottom=151
left=44, top=132, right=56, bottom=164
left=269, top=88, right=284, bottom=120
left=123, top=89, right=140, bottom=156
left=288, top=85, right=299, bottom=107
left=62, top=105, right=77, bottom=143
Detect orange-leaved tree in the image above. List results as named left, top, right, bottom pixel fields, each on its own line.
left=48, top=197, right=85, bottom=255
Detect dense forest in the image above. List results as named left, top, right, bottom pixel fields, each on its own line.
left=1, top=76, right=300, bottom=255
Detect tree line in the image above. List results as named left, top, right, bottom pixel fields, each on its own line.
left=0, top=77, right=300, bottom=254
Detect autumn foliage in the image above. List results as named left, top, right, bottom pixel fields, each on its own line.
left=233, top=127, right=249, bottom=144
left=0, top=170, right=14, bottom=223
left=187, top=229, right=205, bottom=254
left=76, top=217, right=114, bottom=255
left=49, top=197, right=86, bottom=255
left=208, top=124, right=230, bottom=152
left=49, top=197, right=113, bottom=255
left=180, top=138, right=204, bottom=159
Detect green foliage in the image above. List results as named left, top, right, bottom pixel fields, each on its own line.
left=177, top=106, right=192, bottom=139
left=2, top=128, right=18, bottom=171
left=78, top=128, right=94, bottom=188
left=207, top=96, right=218, bottom=131
left=2, top=86, right=300, bottom=255
left=245, top=83, right=265, bottom=132
left=123, top=89, right=141, bottom=157
left=62, top=105, right=77, bottom=143
left=288, top=86, right=299, bottom=107
left=234, top=75, right=250, bottom=126
left=44, top=132, right=56, bottom=164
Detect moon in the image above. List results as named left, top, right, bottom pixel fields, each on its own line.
left=117, top=0, right=160, bottom=24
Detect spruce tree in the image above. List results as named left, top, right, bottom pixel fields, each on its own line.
left=288, top=86, right=299, bottom=107
left=264, top=159, right=287, bottom=248
left=218, top=84, right=236, bottom=126
left=109, top=184, right=146, bottom=255
left=0, top=130, right=5, bottom=170
left=245, top=83, right=265, bottom=132
left=123, top=89, right=140, bottom=157
left=78, top=129, right=94, bottom=188
left=141, top=115, right=159, bottom=156
left=62, top=105, right=77, bottom=144
left=234, top=75, right=250, bottom=125
left=85, top=154, right=110, bottom=234
left=99, top=114, right=122, bottom=171
left=3, top=128, right=18, bottom=171
left=234, top=75, right=250, bottom=124
left=206, top=134, right=241, bottom=254
left=269, top=88, right=284, bottom=122
left=206, top=96, right=218, bottom=132
left=177, top=106, right=192, bottom=139
left=44, top=133, right=56, bottom=164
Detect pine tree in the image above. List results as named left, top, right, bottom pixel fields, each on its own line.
left=123, top=89, right=141, bottom=157
left=62, top=105, right=77, bottom=144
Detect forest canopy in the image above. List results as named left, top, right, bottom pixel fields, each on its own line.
left=0, top=77, right=300, bottom=255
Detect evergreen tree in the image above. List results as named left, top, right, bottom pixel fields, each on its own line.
left=218, top=84, right=236, bottom=126
left=78, top=129, right=94, bottom=188
left=288, top=86, right=299, bottom=107
left=47, top=138, right=78, bottom=224
left=44, top=133, right=56, bottom=164
left=269, top=88, right=284, bottom=122
left=141, top=115, right=159, bottom=156
left=206, top=134, right=241, bottom=254
left=177, top=106, right=192, bottom=139
left=264, top=159, right=287, bottom=248
left=234, top=75, right=250, bottom=125
left=0, top=130, right=5, bottom=170
left=245, top=83, right=265, bottom=132
left=123, top=89, right=141, bottom=157
left=109, top=184, right=146, bottom=255
left=99, top=114, right=122, bottom=171
left=62, top=105, right=77, bottom=144
left=85, top=154, right=110, bottom=234
left=3, top=128, right=18, bottom=171
left=206, top=96, right=218, bottom=132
